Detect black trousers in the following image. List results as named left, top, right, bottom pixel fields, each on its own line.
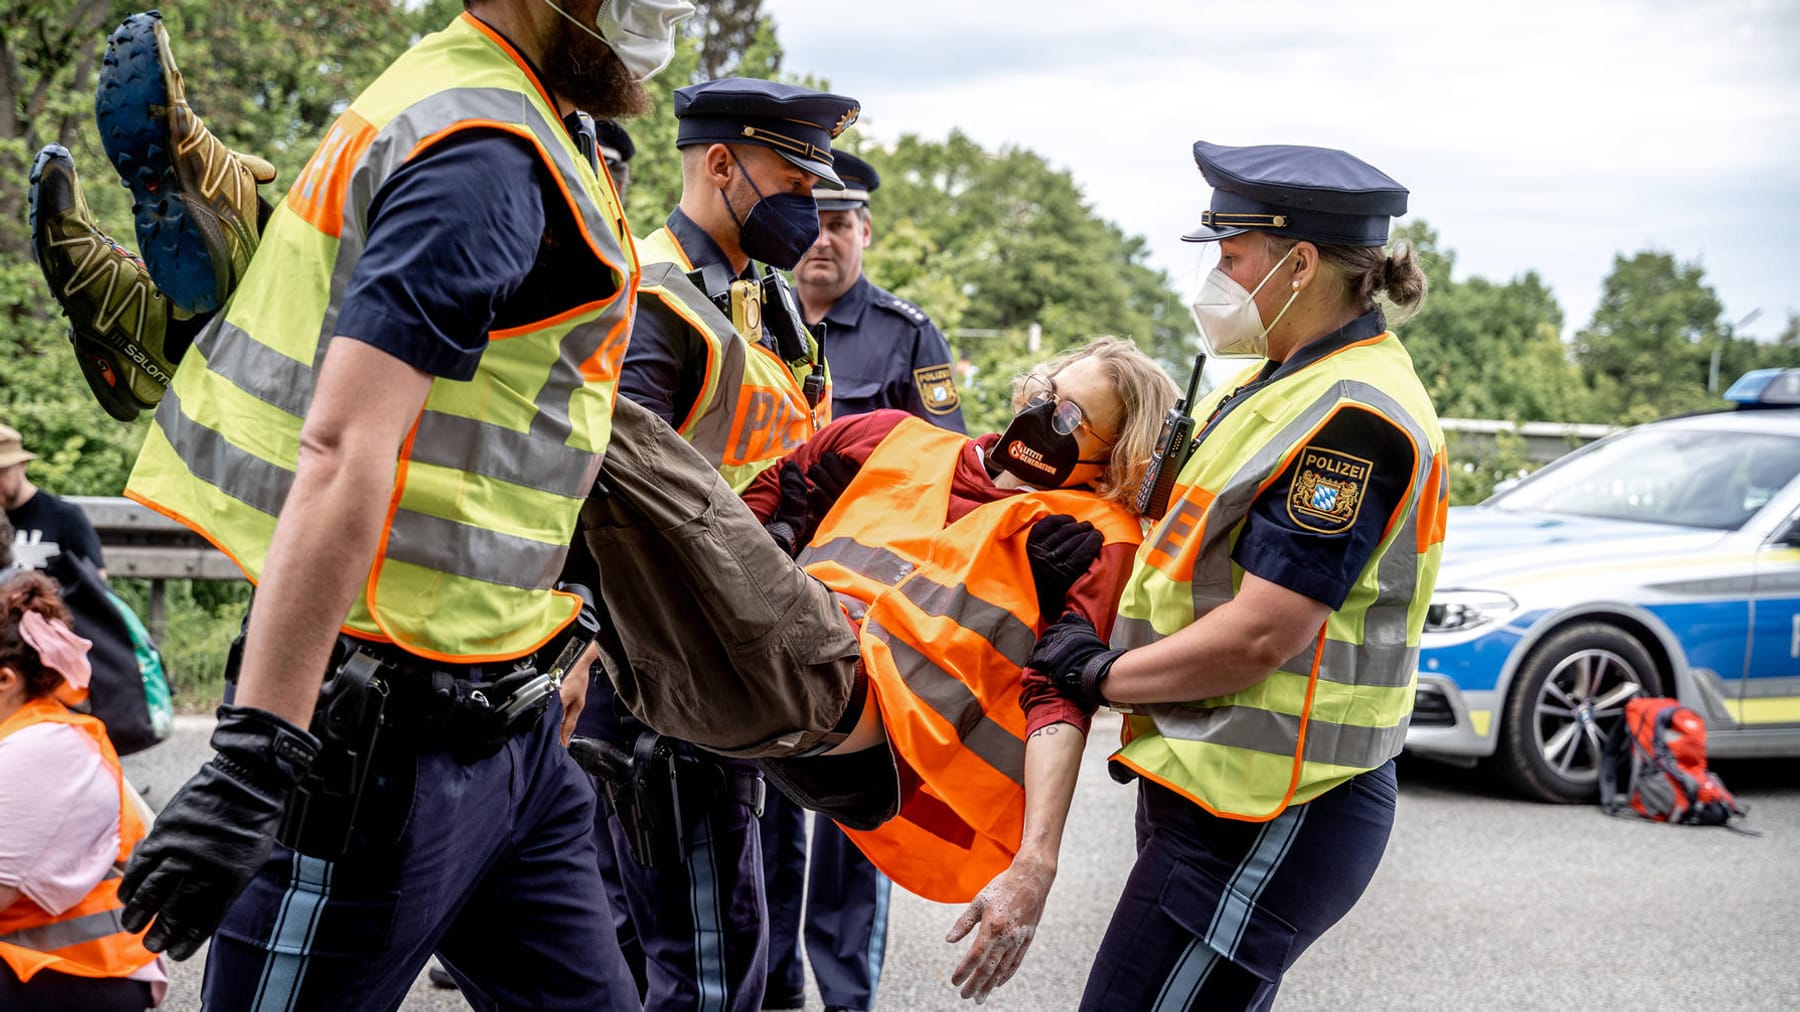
left=0, top=963, right=154, bottom=1012
left=1081, top=761, right=1399, bottom=1011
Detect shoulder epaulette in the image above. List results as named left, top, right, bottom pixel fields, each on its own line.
left=873, top=289, right=930, bottom=326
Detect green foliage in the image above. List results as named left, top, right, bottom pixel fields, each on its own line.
left=1446, top=429, right=1538, bottom=506
left=848, top=130, right=1193, bottom=434
left=2, top=1, right=427, bottom=497
left=1573, top=251, right=1730, bottom=423
left=1393, top=222, right=1598, bottom=424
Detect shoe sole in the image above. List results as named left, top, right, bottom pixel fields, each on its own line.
left=97, top=11, right=225, bottom=315
left=28, top=145, right=148, bottom=423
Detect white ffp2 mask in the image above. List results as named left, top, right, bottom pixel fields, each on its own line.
left=1189, top=246, right=1301, bottom=359
left=540, top=0, right=696, bottom=83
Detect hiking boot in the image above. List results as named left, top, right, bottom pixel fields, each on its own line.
left=29, top=144, right=178, bottom=423
left=96, top=10, right=276, bottom=315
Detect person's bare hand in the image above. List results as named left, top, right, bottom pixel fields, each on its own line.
left=945, top=857, right=1055, bottom=1003
left=558, top=646, right=596, bottom=745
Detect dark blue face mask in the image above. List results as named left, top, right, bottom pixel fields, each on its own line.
left=721, top=150, right=820, bottom=270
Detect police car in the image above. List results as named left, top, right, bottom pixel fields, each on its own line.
left=1406, top=368, right=1800, bottom=802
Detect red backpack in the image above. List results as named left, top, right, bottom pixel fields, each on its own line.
left=1600, top=697, right=1745, bottom=827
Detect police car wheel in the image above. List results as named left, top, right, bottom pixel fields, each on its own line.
left=1494, top=621, right=1662, bottom=804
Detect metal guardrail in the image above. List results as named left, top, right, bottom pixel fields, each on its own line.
left=69, top=496, right=244, bottom=642
left=1438, top=418, right=1618, bottom=464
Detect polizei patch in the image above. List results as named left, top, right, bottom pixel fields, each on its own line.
left=1287, top=446, right=1371, bottom=534
left=913, top=364, right=961, bottom=415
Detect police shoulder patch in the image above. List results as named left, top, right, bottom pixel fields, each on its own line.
left=1286, top=445, right=1372, bottom=534
left=913, top=363, right=961, bottom=414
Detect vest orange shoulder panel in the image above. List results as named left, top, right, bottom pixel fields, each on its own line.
left=0, top=697, right=155, bottom=983
left=799, top=417, right=1141, bottom=901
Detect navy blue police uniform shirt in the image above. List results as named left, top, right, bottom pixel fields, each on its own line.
left=1218, top=310, right=1414, bottom=610
left=615, top=208, right=757, bottom=426
left=332, top=116, right=613, bottom=381
left=821, top=275, right=965, bottom=432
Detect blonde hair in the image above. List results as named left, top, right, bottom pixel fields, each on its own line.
left=1010, top=336, right=1180, bottom=510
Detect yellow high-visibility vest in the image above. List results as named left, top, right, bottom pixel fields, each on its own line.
left=1112, top=331, right=1450, bottom=820
left=127, top=13, right=637, bottom=662
left=634, top=227, right=829, bottom=492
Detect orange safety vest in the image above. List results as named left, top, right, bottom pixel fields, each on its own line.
left=796, top=418, right=1142, bottom=902
left=0, top=697, right=157, bottom=984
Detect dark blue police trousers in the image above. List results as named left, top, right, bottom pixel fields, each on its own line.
left=200, top=697, right=640, bottom=1012
left=759, top=791, right=891, bottom=1010
left=600, top=779, right=768, bottom=1012
left=1081, top=760, right=1398, bottom=1012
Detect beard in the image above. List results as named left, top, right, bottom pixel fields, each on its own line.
left=541, top=22, right=653, bottom=120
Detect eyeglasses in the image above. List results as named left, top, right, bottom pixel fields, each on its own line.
left=1023, top=376, right=1117, bottom=447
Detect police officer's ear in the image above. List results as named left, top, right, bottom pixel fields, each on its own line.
left=1289, top=241, right=1319, bottom=293
left=858, top=207, right=872, bottom=250
left=701, top=143, right=738, bottom=188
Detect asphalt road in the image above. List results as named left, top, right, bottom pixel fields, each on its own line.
left=124, top=712, right=1800, bottom=1011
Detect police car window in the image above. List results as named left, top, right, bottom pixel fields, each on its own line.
left=1492, top=428, right=1800, bottom=530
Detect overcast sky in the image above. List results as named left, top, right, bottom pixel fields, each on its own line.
left=761, top=0, right=1800, bottom=342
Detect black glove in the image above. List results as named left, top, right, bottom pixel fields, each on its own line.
left=1025, top=515, right=1104, bottom=616
left=805, top=451, right=860, bottom=523
left=764, top=460, right=812, bottom=556
left=1028, top=610, right=1122, bottom=712
left=118, top=704, right=320, bottom=959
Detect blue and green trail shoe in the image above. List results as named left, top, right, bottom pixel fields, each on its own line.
left=29, top=144, right=180, bottom=423
left=97, top=10, right=276, bottom=315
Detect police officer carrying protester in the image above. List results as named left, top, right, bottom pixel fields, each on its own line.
left=1029, top=142, right=1449, bottom=1011
left=105, top=0, right=697, bottom=1008
left=760, top=149, right=957, bottom=1012
left=571, top=77, right=858, bottom=1012
left=794, top=152, right=966, bottom=431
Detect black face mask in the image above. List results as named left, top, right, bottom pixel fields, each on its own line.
left=992, top=401, right=1107, bottom=488
left=720, top=151, right=821, bottom=270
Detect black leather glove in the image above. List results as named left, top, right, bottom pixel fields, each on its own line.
left=805, top=451, right=860, bottom=523
left=764, top=460, right=812, bottom=556
left=118, top=704, right=320, bottom=959
left=1025, top=515, right=1104, bottom=616
left=1028, top=610, right=1123, bottom=712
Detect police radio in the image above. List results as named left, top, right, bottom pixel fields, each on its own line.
left=572, top=111, right=601, bottom=174
left=1136, top=353, right=1206, bottom=522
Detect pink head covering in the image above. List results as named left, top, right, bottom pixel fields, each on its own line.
left=18, top=610, right=93, bottom=690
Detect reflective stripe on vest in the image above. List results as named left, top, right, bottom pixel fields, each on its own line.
left=0, top=698, right=156, bottom=983
left=634, top=228, right=829, bottom=492
left=1111, top=333, right=1448, bottom=821
left=124, top=13, right=637, bottom=661
left=796, top=418, right=1142, bottom=902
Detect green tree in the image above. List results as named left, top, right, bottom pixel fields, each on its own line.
left=1389, top=221, right=1595, bottom=423
left=1574, top=251, right=1728, bottom=423
left=848, top=130, right=1190, bottom=432
left=1, top=2, right=424, bottom=499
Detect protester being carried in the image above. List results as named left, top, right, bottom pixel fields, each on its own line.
left=581, top=335, right=1178, bottom=1002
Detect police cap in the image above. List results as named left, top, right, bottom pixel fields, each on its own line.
left=596, top=119, right=635, bottom=167
left=674, top=78, right=860, bottom=185
left=816, top=151, right=879, bottom=212
left=1182, top=141, right=1408, bottom=247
